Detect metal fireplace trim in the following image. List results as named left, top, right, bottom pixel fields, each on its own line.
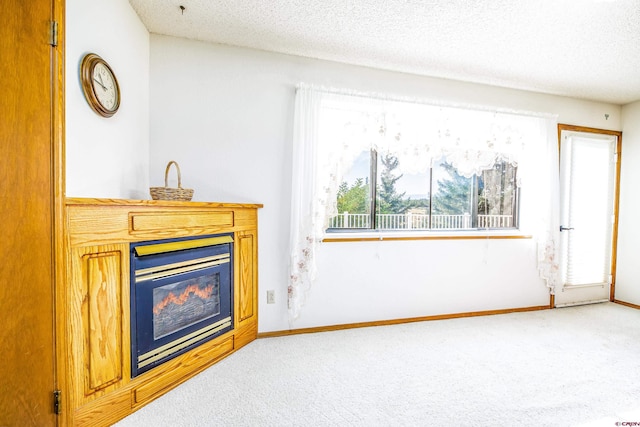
left=134, top=253, right=230, bottom=282
left=137, top=316, right=232, bottom=369
left=133, top=235, right=233, bottom=257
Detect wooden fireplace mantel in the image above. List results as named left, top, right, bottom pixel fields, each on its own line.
left=60, top=198, right=262, bottom=426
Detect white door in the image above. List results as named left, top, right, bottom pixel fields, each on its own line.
left=555, top=128, right=619, bottom=307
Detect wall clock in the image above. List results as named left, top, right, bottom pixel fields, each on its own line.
left=80, top=53, right=120, bottom=118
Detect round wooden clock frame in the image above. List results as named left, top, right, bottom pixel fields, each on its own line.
left=80, top=53, right=120, bottom=118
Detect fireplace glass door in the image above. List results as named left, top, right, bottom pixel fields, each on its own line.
left=130, top=234, right=233, bottom=377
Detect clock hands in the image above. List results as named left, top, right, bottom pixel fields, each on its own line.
left=94, top=78, right=107, bottom=91
left=94, top=73, right=107, bottom=91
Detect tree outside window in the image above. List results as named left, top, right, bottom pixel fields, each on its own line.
left=330, top=150, right=518, bottom=231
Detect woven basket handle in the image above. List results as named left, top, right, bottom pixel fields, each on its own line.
left=164, top=161, right=183, bottom=188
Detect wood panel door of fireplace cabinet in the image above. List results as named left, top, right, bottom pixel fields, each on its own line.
left=68, top=244, right=130, bottom=408
left=235, top=229, right=258, bottom=348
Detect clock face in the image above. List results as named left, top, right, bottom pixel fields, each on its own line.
left=92, top=63, right=118, bottom=112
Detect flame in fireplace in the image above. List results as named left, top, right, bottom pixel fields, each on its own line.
left=153, top=284, right=215, bottom=315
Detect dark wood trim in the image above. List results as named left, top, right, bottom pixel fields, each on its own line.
left=257, top=305, right=550, bottom=338
left=323, top=234, right=532, bottom=243
left=610, top=135, right=622, bottom=301
left=613, top=300, right=640, bottom=310
left=557, top=124, right=622, bottom=137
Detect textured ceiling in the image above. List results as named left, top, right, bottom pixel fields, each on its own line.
left=128, top=0, right=640, bottom=105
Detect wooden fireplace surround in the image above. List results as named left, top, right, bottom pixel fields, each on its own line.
left=61, top=198, right=261, bottom=426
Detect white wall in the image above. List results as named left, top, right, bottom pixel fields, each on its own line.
left=149, top=34, right=622, bottom=332
left=66, top=0, right=149, bottom=199
left=615, top=101, right=640, bottom=305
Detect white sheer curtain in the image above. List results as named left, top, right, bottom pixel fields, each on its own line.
left=517, top=116, right=562, bottom=294
left=288, top=86, right=321, bottom=320
left=289, top=84, right=561, bottom=321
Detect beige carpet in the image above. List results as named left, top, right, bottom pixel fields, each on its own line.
left=114, top=302, right=640, bottom=426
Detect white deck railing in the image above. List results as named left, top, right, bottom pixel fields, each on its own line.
left=328, top=212, right=513, bottom=229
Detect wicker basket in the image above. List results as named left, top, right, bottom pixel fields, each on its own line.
left=150, top=161, right=194, bottom=201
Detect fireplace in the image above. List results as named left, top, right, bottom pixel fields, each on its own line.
left=130, top=233, right=234, bottom=377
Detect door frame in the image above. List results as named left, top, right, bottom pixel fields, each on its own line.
left=53, top=0, right=67, bottom=425
left=552, top=124, right=622, bottom=308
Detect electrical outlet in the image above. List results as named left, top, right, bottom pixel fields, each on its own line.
left=266, top=290, right=275, bottom=304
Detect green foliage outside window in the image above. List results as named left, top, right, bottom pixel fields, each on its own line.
left=376, top=154, right=407, bottom=215
left=332, top=150, right=517, bottom=230
left=336, top=178, right=370, bottom=214
left=431, top=162, right=472, bottom=215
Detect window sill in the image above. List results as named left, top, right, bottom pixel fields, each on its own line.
left=322, top=230, right=532, bottom=242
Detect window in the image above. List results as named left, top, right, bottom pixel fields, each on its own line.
left=329, top=149, right=518, bottom=231
left=289, top=85, right=560, bottom=318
